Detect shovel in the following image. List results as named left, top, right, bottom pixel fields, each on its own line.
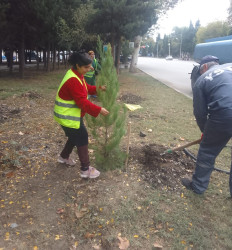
left=160, top=138, right=201, bottom=156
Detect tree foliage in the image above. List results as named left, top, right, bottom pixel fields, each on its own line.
left=228, top=0, right=232, bottom=28
left=196, top=21, right=231, bottom=44
left=0, top=0, right=180, bottom=75
left=56, top=2, right=96, bottom=51
left=85, top=38, right=127, bottom=171
left=87, top=0, right=178, bottom=71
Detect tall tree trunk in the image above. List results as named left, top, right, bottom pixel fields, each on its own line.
left=52, top=43, right=56, bottom=71
left=57, top=48, right=60, bottom=69
left=129, top=35, right=142, bottom=73
left=36, top=47, right=39, bottom=71
left=18, top=36, right=25, bottom=78
left=46, top=43, right=51, bottom=72
left=43, top=49, right=47, bottom=69
left=63, top=50, right=67, bottom=68
left=18, top=24, right=25, bottom=78
left=9, top=46, right=13, bottom=74
left=29, top=49, right=32, bottom=64
left=111, top=32, right=115, bottom=61
left=115, top=36, right=122, bottom=74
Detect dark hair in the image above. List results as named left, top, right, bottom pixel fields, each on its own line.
left=68, top=51, right=92, bottom=69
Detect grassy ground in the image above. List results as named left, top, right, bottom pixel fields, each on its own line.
left=0, top=67, right=231, bottom=250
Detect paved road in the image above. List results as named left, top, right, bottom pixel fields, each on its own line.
left=137, top=57, right=197, bottom=98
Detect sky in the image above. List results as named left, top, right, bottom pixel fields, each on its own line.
left=155, top=0, right=231, bottom=37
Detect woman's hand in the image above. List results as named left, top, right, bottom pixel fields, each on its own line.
left=100, top=108, right=109, bottom=116
left=99, top=85, right=107, bottom=91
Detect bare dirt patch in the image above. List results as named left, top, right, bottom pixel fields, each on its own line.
left=118, top=93, right=144, bottom=104
left=21, top=91, right=42, bottom=99
left=0, top=104, right=21, bottom=123
left=131, top=144, right=195, bottom=191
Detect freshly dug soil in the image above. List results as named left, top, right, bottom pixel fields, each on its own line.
left=134, top=144, right=195, bottom=191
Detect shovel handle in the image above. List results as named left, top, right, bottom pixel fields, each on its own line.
left=171, top=138, right=201, bottom=152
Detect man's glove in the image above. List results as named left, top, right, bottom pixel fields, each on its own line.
left=201, top=133, right=204, bottom=141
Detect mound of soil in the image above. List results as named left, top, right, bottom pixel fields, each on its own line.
left=21, top=91, right=42, bottom=99
left=119, top=93, right=144, bottom=104
left=135, top=144, right=195, bottom=191
left=0, top=104, right=21, bottom=123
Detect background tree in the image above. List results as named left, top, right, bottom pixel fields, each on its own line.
left=85, top=38, right=127, bottom=170
left=87, top=0, right=178, bottom=72
left=227, top=0, right=232, bottom=34
left=0, top=0, right=180, bottom=77
left=56, top=1, right=96, bottom=53
left=196, top=21, right=231, bottom=43
left=121, top=39, right=133, bottom=64
left=0, top=1, right=9, bottom=63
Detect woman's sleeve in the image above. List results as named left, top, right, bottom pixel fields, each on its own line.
left=68, top=78, right=101, bottom=117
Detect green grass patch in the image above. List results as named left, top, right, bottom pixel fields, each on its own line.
left=0, top=69, right=65, bottom=100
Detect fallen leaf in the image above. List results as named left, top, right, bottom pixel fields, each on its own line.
left=92, top=245, right=101, bottom=249
left=55, top=235, right=60, bottom=240
left=153, top=242, right=163, bottom=249
left=85, top=232, right=95, bottom=239
left=156, top=223, right=163, bottom=229
left=75, top=208, right=88, bottom=218
left=56, top=208, right=65, bottom=214
left=118, top=236, right=130, bottom=250
left=70, top=241, right=79, bottom=250
left=80, top=207, right=88, bottom=212
left=6, top=171, right=15, bottom=178
left=5, top=232, right=10, bottom=241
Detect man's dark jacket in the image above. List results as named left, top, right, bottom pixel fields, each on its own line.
left=193, top=63, right=232, bottom=132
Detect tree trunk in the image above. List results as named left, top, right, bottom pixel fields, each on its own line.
left=9, top=46, right=13, bottom=73
left=115, top=36, right=122, bottom=74
left=52, top=43, right=56, bottom=71
left=46, top=43, right=51, bottom=72
left=29, top=49, right=32, bottom=64
left=111, top=32, right=115, bottom=61
left=36, top=47, right=39, bottom=71
left=63, top=50, right=67, bottom=68
left=129, top=35, right=142, bottom=73
left=43, top=49, right=47, bottom=69
left=57, top=48, right=60, bottom=69
left=18, top=36, right=25, bottom=78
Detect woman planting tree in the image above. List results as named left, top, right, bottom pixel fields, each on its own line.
left=54, top=51, right=109, bottom=178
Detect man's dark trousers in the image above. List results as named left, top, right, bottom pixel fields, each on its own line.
left=192, top=117, right=232, bottom=197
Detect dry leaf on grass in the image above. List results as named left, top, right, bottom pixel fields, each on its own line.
left=6, top=171, right=15, bottom=178
left=92, top=245, right=101, bottom=249
left=84, top=232, right=95, bottom=239
left=75, top=207, right=88, bottom=218
left=118, top=236, right=130, bottom=250
left=56, top=208, right=65, bottom=214
left=153, top=242, right=163, bottom=249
